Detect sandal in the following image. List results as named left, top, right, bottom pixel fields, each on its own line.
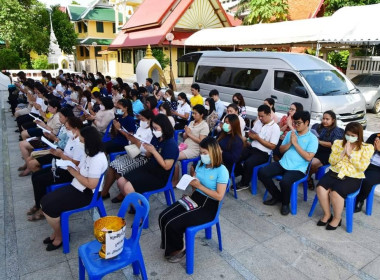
left=27, top=206, right=39, bottom=215
left=27, top=211, right=45, bottom=222
left=308, top=177, right=315, bottom=190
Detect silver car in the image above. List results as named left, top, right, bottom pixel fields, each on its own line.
left=351, top=74, right=380, bottom=113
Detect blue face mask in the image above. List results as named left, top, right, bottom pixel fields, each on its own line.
left=201, top=154, right=211, bottom=165
left=115, top=109, right=123, bottom=115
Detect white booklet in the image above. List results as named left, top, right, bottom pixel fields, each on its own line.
left=41, top=136, right=58, bottom=149
left=56, top=159, right=77, bottom=170
left=28, top=113, right=38, bottom=120
left=37, top=124, right=51, bottom=134
left=121, top=127, right=150, bottom=144
left=26, top=137, right=37, bottom=142
left=176, top=174, right=196, bottom=190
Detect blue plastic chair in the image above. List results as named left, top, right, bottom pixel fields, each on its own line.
left=229, top=163, right=238, bottom=199
left=315, top=164, right=330, bottom=180
left=60, top=173, right=107, bottom=253
left=181, top=157, right=200, bottom=177
left=308, top=185, right=361, bottom=233
left=174, top=129, right=185, bottom=143
left=46, top=182, right=71, bottom=193
left=251, top=152, right=273, bottom=195
left=102, top=120, right=114, bottom=142
left=185, top=180, right=230, bottom=275
left=365, top=184, right=379, bottom=216
left=109, top=151, right=127, bottom=162
left=263, top=160, right=312, bottom=215
left=141, top=158, right=178, bottom=229
left=41, top=163, right=52, bottom=169
left=78, top=193, right=149, bottom=280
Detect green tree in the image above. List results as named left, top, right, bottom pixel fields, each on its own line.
left=51, top=5, right=78, bottom=55
left=152, top=48, right=170, bottom=70
left=31, top=55, right=49, bottom=69
left=0, top=48, right=21, bottom=69
left=0, top=0, right=50, bottom=67
left=327, top=50, right=350, bottom=69
left=235, top=0, right=289, bottom=25
left=71, top=0, right=80, bottom=4
left=324, top=0, right=380, bottom=16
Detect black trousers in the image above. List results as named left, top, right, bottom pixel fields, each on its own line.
left=104, top=140, right=126, bottom=154
left=357, top=164, right=380, bottom=202
left=258, top=162, right=305, bottom=205
left=235, top=146, right=269, bottom=185
left=158, top=191, right=219, bottom=256
left=32, top=167, right=73, bottom=209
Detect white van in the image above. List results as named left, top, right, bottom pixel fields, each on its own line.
left=182, top=51, right=367, bottom=127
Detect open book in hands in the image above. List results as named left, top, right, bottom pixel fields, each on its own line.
left=56, top=159, right=78, bottom=170
left=176, top=174, right=196, bottom=190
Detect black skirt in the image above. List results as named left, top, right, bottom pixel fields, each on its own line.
left=317, top=170, right=362, bottom=198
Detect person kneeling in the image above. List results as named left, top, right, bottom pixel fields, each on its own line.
left=158, top=137, right=229, bottom=262
left=316, top=122, right=374, bottom=230
left=258, top=111, right=318, bottom=215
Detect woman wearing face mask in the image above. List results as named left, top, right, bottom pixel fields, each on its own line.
left=158, top=137, right=229, bottom=262
left=232, top=93, right=246, bottom=119
left=116, top=114, right=179, bottom=201
left=152, top=82, right=162, bottom=101
left=86, top=97, right=115, bottom=134
left=173, top=92, right=191, bottom=130
left=27, top=117, right=86, bottom=221
left=103, top=99, right=136, bottom=154
left=217, top=104, right=245, bottom=136
left=308, top=110, right=344, bottom=190
left=111, top=85, right=123, bottom=106
left=101, top=110, right=154, bottom=201
left=159, top=102, right=175, bottom=127
left=316, top=122, right=374, bottom=230
left=217, top=114, right=244, bottom=173
left=273, top=102, right=303, bottom=161
left=164, top=89, right=177, bottom=111
left=205, top=97, right=219, bottom=132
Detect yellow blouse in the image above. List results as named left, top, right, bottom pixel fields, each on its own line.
left=329, top=140, right=374, bottom=179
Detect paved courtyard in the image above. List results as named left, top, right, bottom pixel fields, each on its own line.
left=1, top=107, right=380, bottom=280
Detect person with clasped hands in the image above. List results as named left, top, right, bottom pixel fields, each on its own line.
left=316, top=122, right=374, bottom=230
left=258, top=111, right=318, bottom=215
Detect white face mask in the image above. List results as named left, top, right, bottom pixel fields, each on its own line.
left=153, top=130, right=162, bottom=138
left=178, top=100, right=183, bottom=105
left=99, top=105, right=105, bottom=111
left=345, top=134, right=358, bottom=143
left=204, top=105, right=210, bottom=110
left=139, top=120, right=149, bottom=129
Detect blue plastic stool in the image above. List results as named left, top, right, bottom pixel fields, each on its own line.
left=181, top=157, right=200, bottom=177
left=60, top=173, right=107, bottom=253
left=78, top=193, right=149, bottom=280
left=365, top=184, right=379, bottom=216
left=263, top=160, right=312, bottom=215
left=141, top=159, right=178, bottom=229
left=109, top=151, right=126, bottom=162
left=308, top=186, right=361, bottom=233
left=185, top=181, right=230, bottom=275
left=251, top=153, right=273, bottom=195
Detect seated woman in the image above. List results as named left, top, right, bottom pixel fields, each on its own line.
left=217, top=104, right=245, bottom=136
left=131, top=89, right=144, bottom=118
left=159, top=102, right=175, bottom=127
left=264, top=97, right=279, bottom=123
left=111, top=85, right=123, bottom=106
left=86, top=97, right=114, bottom=134
left=205, top=97, right=219, bottom=132
left=355, top=132, right=380, bottom=212
left=103, top=99, right=136, bottom=154
left=146, top=96, right=159, bottom=115
left=232, top=92, right=246, bottom=119
left=273, top=102, right=303, bottom=161
left=159, top=137, right=229, bottom=262
left=164, top=89, right=177, bottom=111
left=316, top=122, right=374, bottom=230
left=217, top=114, right=244, bottom=173
left=152, top=82, right=162, bottom=101
left=27, top=117, right=86, bottom=221
left=117, top=114, right=179, bottom=199
left=40, top=126, right=108, bottom=251
left=101, top=110, right=154, bottom=201
left=308, top=110, right=344, bottom=189
left=18, top=106, right=73, bottom=176
left=172, top=92, right=191, bottom=130
left=172, top=105, right=209, bottom=185
left=20, top=98, right=62, bottom=140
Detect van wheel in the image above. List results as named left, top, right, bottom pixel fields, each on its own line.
left=372, top=99, right=380, bottom=114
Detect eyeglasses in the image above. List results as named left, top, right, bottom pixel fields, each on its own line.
left=293, top=121, right=304, bottom=126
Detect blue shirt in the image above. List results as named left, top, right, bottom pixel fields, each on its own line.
left=195, top=162, right=229, bottom=198
left=280, top=130, right=318, bottom=173
left=113, top=115, right=136, bottom=145
left=132, top=99, right=144, bottom=117
left=214, top=99, right=225, bottom=119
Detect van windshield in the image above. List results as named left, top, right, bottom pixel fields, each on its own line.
left=300, top=70, right=355, bottom=96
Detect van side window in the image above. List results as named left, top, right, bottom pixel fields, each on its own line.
left=196, top=66, right=267, bottom=91
left=274, top=71, right=307, bottom=98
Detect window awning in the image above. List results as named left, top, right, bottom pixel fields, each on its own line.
left=77, top=38, right=114, bottom=46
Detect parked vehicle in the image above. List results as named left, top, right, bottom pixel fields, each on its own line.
left=180, top=51, right=367, bottom=127
left=351, top=73, right=380, bottom=113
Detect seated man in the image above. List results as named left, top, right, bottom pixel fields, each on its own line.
left=236, top=105, right=280, bottom=190
left=258, top=111, right=318, bottom=215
